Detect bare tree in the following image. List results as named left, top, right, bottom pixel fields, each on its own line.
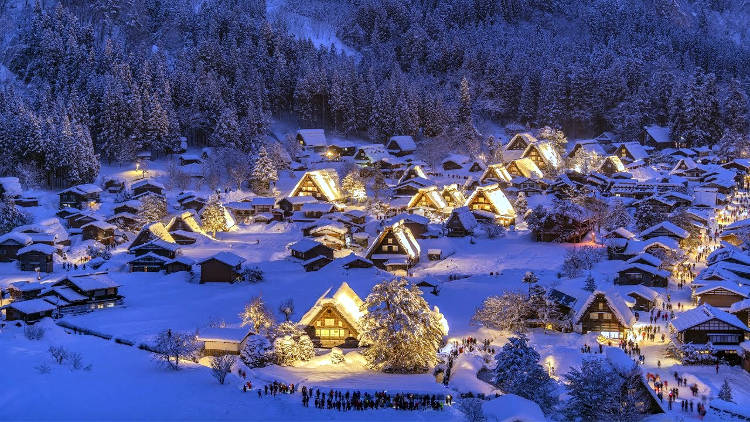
left=49, top=346, right=68, bottom=364
left=209, top=354, right=236, bottom=384
left=152, top=329, right=200, bottom=370
left=278, top=298, right=295, bottom=321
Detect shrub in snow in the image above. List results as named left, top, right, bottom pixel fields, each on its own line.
left=562, top=247, right=603, bottom=278
left=49, top=345, right=68, bottom=364
left=210, top=354, right=237, bottom=385
left=583, top=273, right=597, bottom=292
left=666, top=342, right=717, bottom=365
left=239, top=296, right=275, bottom=334
left=271, top=321, right=303, bottom=340
left=69, top=352, right=88, bottom=370
left=522, top=271, right=538, bottom=296
left=330, top=347, right=345, bottom=365
left=718, top=379, right=732, bottom=402
left=458, top=398, right=486, bottom=422
left=151, top=329, right=200, bottom=370
left=471, top=292, right=530, bottom=333
left=24, top=325, right=45, bottom=340
left=493, top=335, right=557, bottom=414
left=481, top=223, right=505, bottom=239
left=358, top=278, right=445, bottom=373
left=272, top=334, right=314, bottom=366
left=278, top=298, right=294, bottom=321
left=563, top=357, right=649, bottom=421
left=242, top=265, right=264, bottom=283
left=35, top=363, right=51, bottom=374
left=240, top=335, right=273, bottom=368
left=86, top=244, right=111, bottom=261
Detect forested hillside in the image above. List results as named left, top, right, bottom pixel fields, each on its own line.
left=0, top=0, right=748, bottom=186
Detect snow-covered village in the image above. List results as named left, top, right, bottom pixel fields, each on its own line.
left=3, top=0, right=750, bottom=421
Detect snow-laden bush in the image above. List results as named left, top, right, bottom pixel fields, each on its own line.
left=561, top=246, right=603, bottom=278
left=24, top=325, right=45, bottom=340
left=242, top=266, right=264, bottom=283
left=273, top=334, right=314, bottom=366
left=471, top=292, right=530, bottom=333
left=49, top=345, right=68, bottom=364
left=239, top=296, right=275, bottom=334
left=718, top=379, right=733, bottom=402
left=330, top=347, right=345, bottom=365
left=240, top=335, right=273, bottom=368
left=151, top=329, right=200, bottom=370
left=0, top=197, right=31, bottom=235
left=210, top=354, right=236, bottom=384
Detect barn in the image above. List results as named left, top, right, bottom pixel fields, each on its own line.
left=199, top=252, right=246, bottom=283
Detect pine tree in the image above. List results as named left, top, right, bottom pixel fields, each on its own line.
left=358, top=278, right=445, bottom=373
left=137, top=193, right=167, bottom=223
left=200, top=195, right=229, bottom=237
left=493, top=334, right=557, bottom=413
left=718, top=378, right=733, bottom=402
left=603, top=199, right=633, bottom=232
left=210, top=106, right=241, bottom=150
left=514, top=192, right=528, bottom=218
left=250, top=146, right=277, bottom=194
left=0, top=197, right=30, bottom=235
left=458, top=76, right=472, bottom=125
left=724, top=79, right=748, bottom=134
left=517, top=75, right=537, bottom=126
left=584, top=273, right=597, bottom=292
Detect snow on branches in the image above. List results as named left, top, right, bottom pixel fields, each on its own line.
left=493, top=334, right=557, bottom=413
left=239, top=296, right=275, bottom=334
left=358, top=278, right=445, bottom=373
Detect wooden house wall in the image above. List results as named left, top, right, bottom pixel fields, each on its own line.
left=697, top=290, right=746, bottom=308
left=200, top=260, right=240, bottom=283
left=579, top=295, right=627, bottom=336
left=19, top=252, right=53, bottom=272
left=677, top=319, right=745, bottom=345
left=304, top=304, right=359, bottom=348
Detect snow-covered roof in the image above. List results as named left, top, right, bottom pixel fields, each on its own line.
left=670, top=304, right=750, bottom=332
left=465, top=184, right=515, bottom=218
left=644, top=125, right=672, bottom=144
left=0, top=177, right=22, bottom=197
left=605, top=227, right=636, bottom=240
left=442, top=153, right=471, bottom=166
left=671, top=157, right=699, bottom=174
left=386, top=212, right=430, bottom=226
left=574, top=290, right=636, bottom=327
left=51, top=273, right=119, bottom=291
left=290, top=169, right=343, bottom=202
left=617, top=263, right=670, bottom=279
left=640, top=221, right=689, bottom=239
left=482, top=394, right=545, bottom=422
left=283, top=196, right=318, bottom=205
left=289, top=238, right=326, bottom=254
left=196, top=327, right=252, bottom=343
left=299, top=282, right=365, bottom=332
left=296, top=129, right=327, bottom=147
left=616, top=142, right=649, bottom=161
left=623, top=236, right=680, bottom=255
left=521, top=141, right=562, bottom=169
left=510, top=158, right=544, bottom=179
left=166, top=256, right=195, bottom=266
left=0, top=232, right=32, bottom=245
left=600, top=155, right=626, bottom=173
left=387, top=135, right=416, bottom=151
left=17, top=243, right=56, bottom=255
left=441, top=184, right=466, bottom=205
left=165, top=210, right=204, bottom=234
left=46, top=287, right=87, bottom=303
left=626, top=285, right=660, bottom=302
left=136, top=222, right=176, bottom=245
left=450, top=206, right=478, bottom=231
left=365, top=220, right=421, bottom=261
left=397, top=164, right=428, bottom=185
left=250, top=197, right=276, bottom=206
left=626, top=252, right=662, bottom=267
left=407, top=186, right=448, bottom=210
left=729, top=299, right=750, bottom=313
left=694, top=281, right=750, bottom=298
left=482, top=164, right=513, bottom=183
left=131, top=179, right=165, bottom=190
left=82, top=220, right=116, bottom=231
left=9, top=281, right=43, bottom=292
left=568, top=139, right=606, bottom=158
left=130, top=238, right=181, bottom=252
left=60, top=183, right=102, bottom=196
left=199, top=251, right=245, bottom=267
left=505, top=132, right=538, bottom=150
left=5, top=298, right=57, bottom=315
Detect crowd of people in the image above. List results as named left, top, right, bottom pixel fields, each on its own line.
left=647, top=372, right=708, bottom=418
left=302, top=387, right=448, bottom=411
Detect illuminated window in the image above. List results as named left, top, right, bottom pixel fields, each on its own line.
left=338, top=320, right=342, bottom=327
left=325, top=318, right=335, bottom=326
left=321, top=329, right=330, bottom=337
left=316, top=321, right=321, bottom=326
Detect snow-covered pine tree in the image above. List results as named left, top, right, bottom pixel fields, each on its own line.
left=718, top=379, right=733, bottom=402
left=518, top=75, right=538, bottom=126
left=724, top=78, right=748, bottom=134
left=210, top=106, right=241, bottom=150
left=250, top=146, right=277, bottom=194
left=239, top=295, right=274, bottom=334
left=240, top=335, right=273, bottom=368
left=514, top=192, right=528, bottom=217
left=584, top=273, right=597, bottom=292
left=200, top=195, right=229, bottom=237
left=458, top=76, right=472, bottom=126
left=137, top=192, right=167, bottom=224
left=471, top=292, right=530, bottom=333
left=358, top=278, right=445, bottom=373
left=604, top=199, right=632, bottom=232
left=493, top=334, right=557, bottom=413
left=0, top=197, right=30, bottom=234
